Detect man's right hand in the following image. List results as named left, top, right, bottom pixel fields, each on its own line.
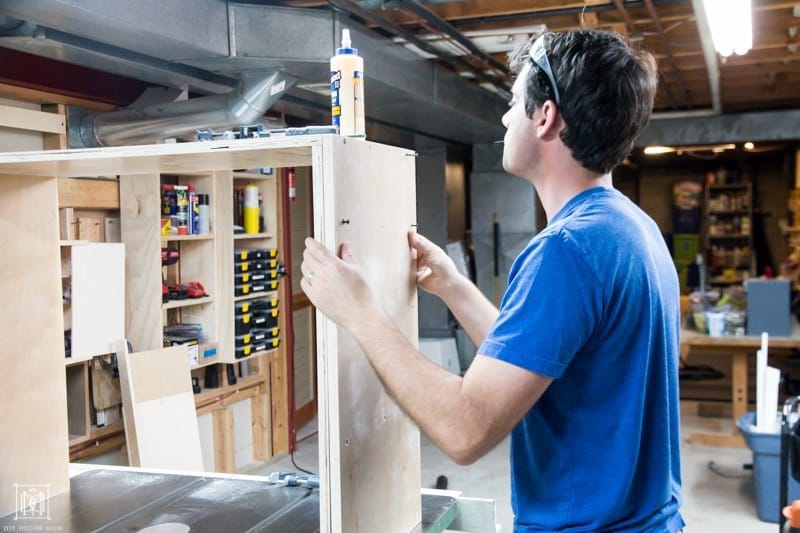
left=408, top=230, right=461, bottom=298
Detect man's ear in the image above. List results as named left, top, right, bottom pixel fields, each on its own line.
left=536, top=101, right=561, bottom=140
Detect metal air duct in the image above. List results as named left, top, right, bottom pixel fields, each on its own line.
left=77, top=71, right=295, bottom=147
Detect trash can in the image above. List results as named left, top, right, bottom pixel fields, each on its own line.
left=737, top=412, right=800, bottom=522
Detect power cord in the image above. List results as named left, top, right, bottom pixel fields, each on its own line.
left=291, top=450, right=315, bottom=476
left=290, top=428, right=319, bottom=475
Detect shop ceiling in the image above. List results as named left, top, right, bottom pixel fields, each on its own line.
left=0, top=0, right=799, bottom=145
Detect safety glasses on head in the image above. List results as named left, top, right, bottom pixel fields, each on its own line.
left=529, top=34, right=561, bottom=107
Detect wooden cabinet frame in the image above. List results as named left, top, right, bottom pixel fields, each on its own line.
left=0, top=135, right=421, bottom=532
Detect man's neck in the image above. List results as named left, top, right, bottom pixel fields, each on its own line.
left=533, top=163, right=613, bottom=223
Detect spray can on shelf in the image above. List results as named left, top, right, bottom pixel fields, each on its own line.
left=174, top=185, right=189, bottom=234
left=243, top=183, right=260, bottom=234
left=188, top=184, right=199, bottom=234
left=198, top=194, right=210, bottom=235
left=330, top=28, right=365, bottom=138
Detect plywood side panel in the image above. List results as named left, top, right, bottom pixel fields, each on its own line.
left=271, top=174, right=290, bottom=454
left=0, top=174, right=69, bottom=516
left=214, top=171, right=234, bottom=362
left=120, top=174, right=162, bottom=351
left=315, top=137, right=421, bottom=533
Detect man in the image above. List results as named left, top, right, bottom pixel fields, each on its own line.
left=301, top=29, right=683, bottom=532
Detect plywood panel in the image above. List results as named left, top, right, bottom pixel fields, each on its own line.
left=71, top=243, right=125, bottom=360
left=58, top=178, right=119, bottom=209
left=314, top=137, right=421, bottom=533
left=0, top=174, right=69, bottom=516
left=92, top=357, right=122, bottom=410
left=116, top=343, right=204, bottom=471
left=0, top=137, right=316, bottom=178
left=120, top=174, right=162, bottom=351
left=214, top=170, right=234, bottom=362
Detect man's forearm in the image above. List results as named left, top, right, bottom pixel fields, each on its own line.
left=351, top=307, right=491, bottom=465
left=440, top=275, right=499, bottom=347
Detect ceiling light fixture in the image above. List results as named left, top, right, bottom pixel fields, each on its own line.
left=643, top=144, right=737, bottom=156
left=701, top=0, right=753, bottom=57
left=643, top=146, right=675, bottom=155
left=744, top=142, right=755, bottom=150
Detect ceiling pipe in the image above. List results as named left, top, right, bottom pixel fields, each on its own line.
left=651, top=0, right=721, bottom=119
left=447, top=0, right=685, bottom=28
left=391, top=0, right=510, bottom=76
left=78, top=71, right=295, bottom=147
left=643, top=0, right=692, bottom=109
left=326, top=0, right=510, bottom=93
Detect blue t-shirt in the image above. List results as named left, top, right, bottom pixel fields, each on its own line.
left=479, top=187, right=684, bottom=532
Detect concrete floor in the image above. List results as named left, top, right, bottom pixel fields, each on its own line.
left=259, top=410, right=776, bottom=532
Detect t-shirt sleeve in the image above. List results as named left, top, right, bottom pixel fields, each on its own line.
left=478, top=231, right=603, bottom=378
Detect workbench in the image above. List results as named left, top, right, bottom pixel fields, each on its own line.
left=0, top=464, right=494, bottom=532
left=681, top=326, right=800, bottom=447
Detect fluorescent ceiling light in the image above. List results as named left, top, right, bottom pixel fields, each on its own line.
left=701, top=0, right=752, bottom=57
left=644, top=146, right=675, bottom=155
left=394, top=24, right=547, bottom=58
left=643, top=144, right=737, bottom=156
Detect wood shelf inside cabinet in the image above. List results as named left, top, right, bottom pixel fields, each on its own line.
left=193, top=373, right=267, bottom=407
left=161, top=234, right=214, bottom=242
left=162, top=296, right=214, bottom=310
left=233, top=347, right=278, bottom=365
left=234, top=233, right=272, bottom=240
left=65, top=356, right=91, bottom=367
left=708, top=210, right=749, bottom=216
left=234, top=291, right=278, bottom=302
left=68, top=420, right=124, bottom=448
left=709, top=234, right=750, bottom=240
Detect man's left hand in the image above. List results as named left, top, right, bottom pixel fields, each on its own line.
left=300, top=238, right=378, bottom=330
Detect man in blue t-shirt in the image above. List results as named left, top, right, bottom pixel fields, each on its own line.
left=301, top=29, right=684, bottom=531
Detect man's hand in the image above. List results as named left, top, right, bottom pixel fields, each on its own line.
left=408, top=231, right=461, bottom=298
left=300, top=238, right=379, bottom=330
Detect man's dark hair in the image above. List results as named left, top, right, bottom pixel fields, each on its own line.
left=509, top=30, right=657, bottom=174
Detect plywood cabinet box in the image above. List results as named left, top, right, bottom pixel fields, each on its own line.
left=0, top=135, right=421, bottom=532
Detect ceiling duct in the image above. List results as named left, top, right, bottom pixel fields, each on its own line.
left=0, top=1, right=508, bottom=145
left=78, top=71, right=295, bottom=147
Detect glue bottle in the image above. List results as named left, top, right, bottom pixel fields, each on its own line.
left=330, top=28, right=365, bottom=137
left=243, top=184, right=259, bottom=234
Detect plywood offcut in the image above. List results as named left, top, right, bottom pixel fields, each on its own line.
left=116, top=343, right=204, bottom=472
